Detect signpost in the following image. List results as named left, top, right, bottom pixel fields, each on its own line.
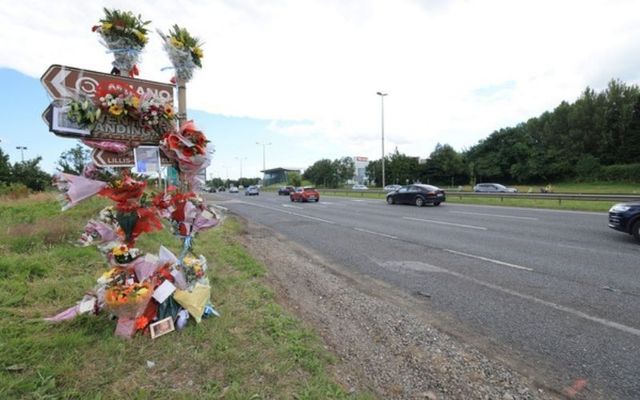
left=41, top=64, right=173, bottom=101
left=92, top=148, right=172, bottom=168
left=41, top=65, right=175, bottom=144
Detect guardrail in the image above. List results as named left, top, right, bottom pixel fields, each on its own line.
left=285, top=188, right=640, bottom=205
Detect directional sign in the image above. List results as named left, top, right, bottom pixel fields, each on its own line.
left=40, top=64, right=173, bottom=102
left=92, top=148, right=173, bottom=168
left=42, top=103, right=170, bottom=143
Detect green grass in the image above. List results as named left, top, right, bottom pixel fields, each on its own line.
left=0, top=193, right=373, bottom=399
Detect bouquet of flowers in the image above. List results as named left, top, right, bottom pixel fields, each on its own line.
left=92, top=8, right=150, bottom=76
left=111, top=244, right=142, bottom=264
left=161, top=120, right=210, bottom=175
left=98, top=171, right=146, bottom=204
left=104, top=281, right=153, bottom=318
left=159, top=25, right=203, bottom=82
left=180, top=255, right=207, bottom=288
left=53, top=173, right=108, bottom=211
left=94, top=81, right=141, bottom=120
left=139, top=93, right=175, bottom=132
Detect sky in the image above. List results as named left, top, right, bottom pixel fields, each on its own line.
left=1, top=0, right=640, bottom=179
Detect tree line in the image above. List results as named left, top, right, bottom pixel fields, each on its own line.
left=305, top=79, right=640, bottom=188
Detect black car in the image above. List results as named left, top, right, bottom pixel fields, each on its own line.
left=278, top=186, right=295, bottom=195
left=608, top=202, right=640, bottom=242
left=386, top=184, right=445, bottom=207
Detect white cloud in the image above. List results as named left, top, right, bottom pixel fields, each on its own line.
left=2, top=0, right=640, bottom=167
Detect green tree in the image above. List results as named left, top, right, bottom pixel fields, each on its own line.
left=303, top=159, right=336, bottom=187
left=288, top=172, right=302, bottom=187
left=0, top=147, right=11, bottom=185
left=333, top=157, right=355, bottom=186
left=11, top=157, right=51, bottom=191
left=57, top=144, right=91, bottom=175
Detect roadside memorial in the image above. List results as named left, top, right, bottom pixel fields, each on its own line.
left=43, top=7, right=221, bottom=339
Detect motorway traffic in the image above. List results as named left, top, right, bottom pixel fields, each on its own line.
left=208, top=190, right=640, bottom=399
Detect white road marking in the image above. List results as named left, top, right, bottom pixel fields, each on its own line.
left=351, top=199, right=366, bottom=202
left=238, top=201, right=335, bottom=224
left=443, top=249, right=533, bottom=272
left=382, top=260, right=640, bottom=338
left=557, top=243, right=592, bottom=251
left=353, top=227, right=398, bottom=240
left=282, top=204, right=303, bottom=209
left=449, top=210, right=538, bottom=221
left=403, top=217, right=487, bottom=231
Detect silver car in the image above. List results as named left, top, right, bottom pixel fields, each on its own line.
left=473, top=183, right=518, bottom=193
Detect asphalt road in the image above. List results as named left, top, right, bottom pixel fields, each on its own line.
left=208, top=191, right=640, bottom=399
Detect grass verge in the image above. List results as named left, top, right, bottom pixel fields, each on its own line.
left=0, top=193, right=372, bottom=399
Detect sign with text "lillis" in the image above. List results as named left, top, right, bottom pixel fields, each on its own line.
left=92, top=149, right=172, bottom=168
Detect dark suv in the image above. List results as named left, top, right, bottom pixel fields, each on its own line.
left=608, top=202, right=640, bottom=243
left=278, top=186, right=295, bottom=195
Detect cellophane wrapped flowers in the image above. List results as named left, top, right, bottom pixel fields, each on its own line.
left=92, top=8, right=150, bottom=75
left=159, top=25, right=203, bottom=82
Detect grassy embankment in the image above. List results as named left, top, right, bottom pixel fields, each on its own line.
left=0, top=193, right=372, bottom=399
left=264, top=183, right=639, bottom=212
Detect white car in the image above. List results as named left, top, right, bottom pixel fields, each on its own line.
left=473, top=183, right=517, bottom=193
left=384, top=184, right=402, bottom=192
left=352, top=184, right=368, bottom=190
left=229, top=186, right=239, bottom=193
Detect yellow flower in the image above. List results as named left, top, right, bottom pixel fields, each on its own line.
left=102, top=22, right=113, bottom=31
left=193, top=47, right=203, bottom=59
left=170, top=37, right=184, bottom=48
left=131, top=96, right=140, bottom=108
left=109, top=104, right=124, bottom=116
left=133, top=29, right=147, bottom=44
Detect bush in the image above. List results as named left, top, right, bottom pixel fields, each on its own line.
left=599, top=163, right=640, bottom=182
left=575, top=155, right=601, bottom=181
left=0, top=183, right=30, bottom=199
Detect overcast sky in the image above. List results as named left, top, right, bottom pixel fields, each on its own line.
left=1, top=0, right=640, bottom=178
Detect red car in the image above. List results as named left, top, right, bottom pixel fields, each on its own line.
left=290, top=187, right=320, bottom=202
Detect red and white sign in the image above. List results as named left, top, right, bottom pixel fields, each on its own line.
left=41, top=64, right=173, bottom=102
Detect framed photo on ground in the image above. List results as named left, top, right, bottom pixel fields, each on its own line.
left=150, top=317, right=175, bottom=339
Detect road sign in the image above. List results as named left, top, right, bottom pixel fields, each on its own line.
left=41, top=64, right=173, bottom=102
left=92, top=148, right=172, bottom=168
left=42, top=103, right=170, bottom=143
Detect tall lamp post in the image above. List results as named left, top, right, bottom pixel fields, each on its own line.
left=376, top=92, right=388, bottom=189
left=235, top=156, right=247, bottom=181
left=256, top=141, right=272, bottom=172
left=16, top=146, right=27, bottom=162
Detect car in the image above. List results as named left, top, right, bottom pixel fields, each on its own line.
left=245, top=185, right=259, bottom=196
left=608, top=202, right=640, bottom=243
left=473, top=183, right=518, bottom=193
left=352, top=184, right=368, bottom=190
left=278, top=186, right=295, bottom=195
left=218, top=186, right=226, bottom=192
left=290, top=187, right=320, bottom=202
left=386, top=184, right=445, bottom=207
left=384, top=184, right=402, bottom=192
left=229, top=186, right=239, bottom=193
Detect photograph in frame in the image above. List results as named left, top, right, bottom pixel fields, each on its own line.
left=150, top=317, right=175, bottom=339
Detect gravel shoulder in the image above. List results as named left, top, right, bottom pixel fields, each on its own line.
left=236, top=217, right=566, bottom=400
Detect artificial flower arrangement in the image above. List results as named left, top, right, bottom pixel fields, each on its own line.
left=159, top=25, right=203, bottom=82
left=92, top=8, right=151, bottom=76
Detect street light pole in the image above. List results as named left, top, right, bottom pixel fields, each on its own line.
left=256, top=141, right=272, bottom=172
left=16, top=146, right=27, bottom=162
left=235, top=157, right=247, bottom=180
left=376, top=92, right=388, bottom=189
